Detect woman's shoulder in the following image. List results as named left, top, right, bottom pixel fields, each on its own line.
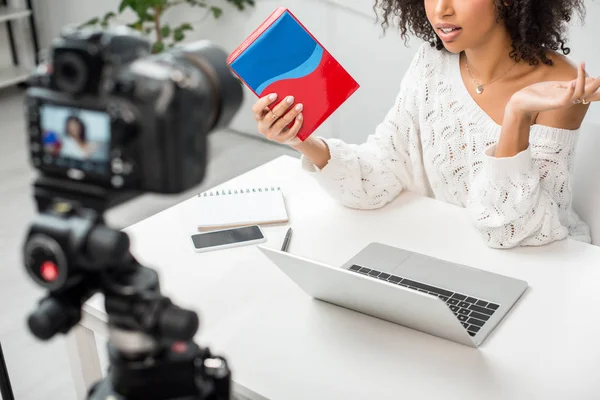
left=539, top=51, right=579, bottom=81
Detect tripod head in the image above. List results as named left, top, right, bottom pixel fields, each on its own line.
left=23, top=178, right=232, bottom=400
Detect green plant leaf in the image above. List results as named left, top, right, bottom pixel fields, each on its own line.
left=152, top=41, right=165, bottom=53
left=210, top=6, right=223, bottom=18
left=120, top=0, right=154, bottom=22
left=173, top=30, right=185, bottom=42
left=79, top=17, right=100, bottom=28
left=103, top=11, right=117, bottom=20
left=127, top=19, right=145, bottom=31
left=99, top=11, right=116, bottom=28
left=223, top=0, right=255, bottom=11
left=118, top=0, right=134, bottom=13
left=184, top=0, right=207, bottom=7
left=85, top=0, right=256, bottom=44
left=172, top=22, right=193, bottom=42
left=178, top=23, right=193, bottom=31
left=161, top=24, right=171, bottom=38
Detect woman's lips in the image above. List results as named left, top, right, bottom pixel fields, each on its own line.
left=437, top=26, right=462, bottom=42
left=434, top=24, right=462, bottom=42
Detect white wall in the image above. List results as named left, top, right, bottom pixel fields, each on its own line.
left=20, top=0, right=600, bottom=143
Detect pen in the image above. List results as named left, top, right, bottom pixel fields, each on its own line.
left=281, top=227, right=293, bottom=252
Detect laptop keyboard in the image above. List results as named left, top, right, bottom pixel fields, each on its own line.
left=348, top=265, right=500, bottom=337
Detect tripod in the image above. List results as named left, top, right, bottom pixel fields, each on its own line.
left=23, top=178, right=232, bottom=400
left=0, top=342, right=15, bottom=400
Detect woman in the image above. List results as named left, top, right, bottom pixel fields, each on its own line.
left=62, top=115, right=95, bottom=159
left=252, top=0, right=600, bottom=248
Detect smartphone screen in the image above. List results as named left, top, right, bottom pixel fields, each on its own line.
left=191, top=225, right=264, bottom=250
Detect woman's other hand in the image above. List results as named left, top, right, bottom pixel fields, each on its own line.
left=508, top=62, right=600, bottom=116
left=252, top=93, right=304, bottom=146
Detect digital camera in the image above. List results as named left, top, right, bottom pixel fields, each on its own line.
left=24, top=25, right=243, bottom=197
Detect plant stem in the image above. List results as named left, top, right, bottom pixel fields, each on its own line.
left=154, top=5, right=163, bottom=43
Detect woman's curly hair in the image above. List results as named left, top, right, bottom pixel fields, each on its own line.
left=373, top=0, right=586, bottom=66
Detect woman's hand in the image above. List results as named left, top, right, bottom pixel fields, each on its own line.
left=496, top=62, right=600, bottom=158
left=251, top=93, right=332, bottom=168
left=252, top=93, right=304, bottom=146
left=507, top=62, right=600, bottom=117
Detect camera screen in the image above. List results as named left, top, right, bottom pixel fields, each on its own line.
left=40, top=104, right=111, bottom=175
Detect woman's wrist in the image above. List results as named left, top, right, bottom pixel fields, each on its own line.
left=495, top=101, right=533, bottom=158
left=291, top=135, right=331, bottom=169
left=290, top=135, right=316, bottom=152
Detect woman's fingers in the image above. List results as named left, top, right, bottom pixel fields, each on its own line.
left=572, top=62, right=587, bottom=103
left=562, top=78, right=577, bottom=106
left=269, top=103, right=303, bottom=138
left=254, top=93, right=305, bottom=143
left=255, top=107, right=270, bottom=121
left=252, top=93, right=278, bottom=119
left=264, top=96, right=295, bottom=128
left=582, top=76, right=600, bottom=103
left=277, top=114, right=304, bottom=144
left=584, top=90, right=600, bottom=103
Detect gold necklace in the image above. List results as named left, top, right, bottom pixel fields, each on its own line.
left=465, top=57, right=517, bottom=94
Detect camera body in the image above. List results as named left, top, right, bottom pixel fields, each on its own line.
left=25, top=26, right=242, bottom=195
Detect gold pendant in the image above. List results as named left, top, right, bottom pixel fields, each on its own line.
left=476, top=85, right=484, bottom=94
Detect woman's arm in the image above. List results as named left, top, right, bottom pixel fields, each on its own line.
left=466, top=65, right=599, bottom=248
left=467, top=124, right=582, bottom=248
left=296, top=43, right=432, bottom=210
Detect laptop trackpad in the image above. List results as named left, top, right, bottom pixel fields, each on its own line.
left=393, top=253, right=501, bottom=300
left=341, top=242, right=413, bottom=274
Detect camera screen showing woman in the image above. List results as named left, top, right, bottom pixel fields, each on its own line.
left=62, top=116, right=95, bottom=159
left=40, top=105, right=110, bottom=162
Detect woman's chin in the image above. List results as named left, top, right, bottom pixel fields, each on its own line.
left=440, top=41, right=464, bottom=54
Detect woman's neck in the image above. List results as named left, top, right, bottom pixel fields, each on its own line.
left=462, top=28, right=517, bottom=83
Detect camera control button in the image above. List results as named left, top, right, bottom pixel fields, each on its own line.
left=111, top=175, right=124, bottom=188
left=122, top=109, right=136, bottom=123
left=108, top=104, right=120, bottom=119
left=122, top=162, right=133, bottom=175
left=111, top=158, right=124, bottom=174
left=111, top=149, right=122, bottom=158
left=31, top=143, right=40, bottom=152
left=67, top=169, right=85, bottom=180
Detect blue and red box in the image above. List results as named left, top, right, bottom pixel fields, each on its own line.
left=227, top=7, right=360, bottom=141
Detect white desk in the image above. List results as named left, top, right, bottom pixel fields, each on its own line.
left=67, top=155, right=600, bottom=400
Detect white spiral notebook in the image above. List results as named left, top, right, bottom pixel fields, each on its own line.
left=195, top=187, right=289, bottom=231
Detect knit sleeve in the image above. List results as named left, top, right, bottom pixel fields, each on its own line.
left=466, top=125, right=583, bottom=248
left=299, top=43, right=431, bottom=210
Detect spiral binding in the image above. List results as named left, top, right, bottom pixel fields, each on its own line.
left=199, top=187, right=281, bottom=197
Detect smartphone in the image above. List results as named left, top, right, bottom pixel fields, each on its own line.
left=191, top=225, right=266, bottom=253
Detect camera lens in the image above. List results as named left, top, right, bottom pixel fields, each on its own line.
left=53, top=52, right=89, bottom=94
left=179, top=41, right=243, bottom=132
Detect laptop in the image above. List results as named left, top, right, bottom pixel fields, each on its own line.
left=258, top=242, right=528, bottom=348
